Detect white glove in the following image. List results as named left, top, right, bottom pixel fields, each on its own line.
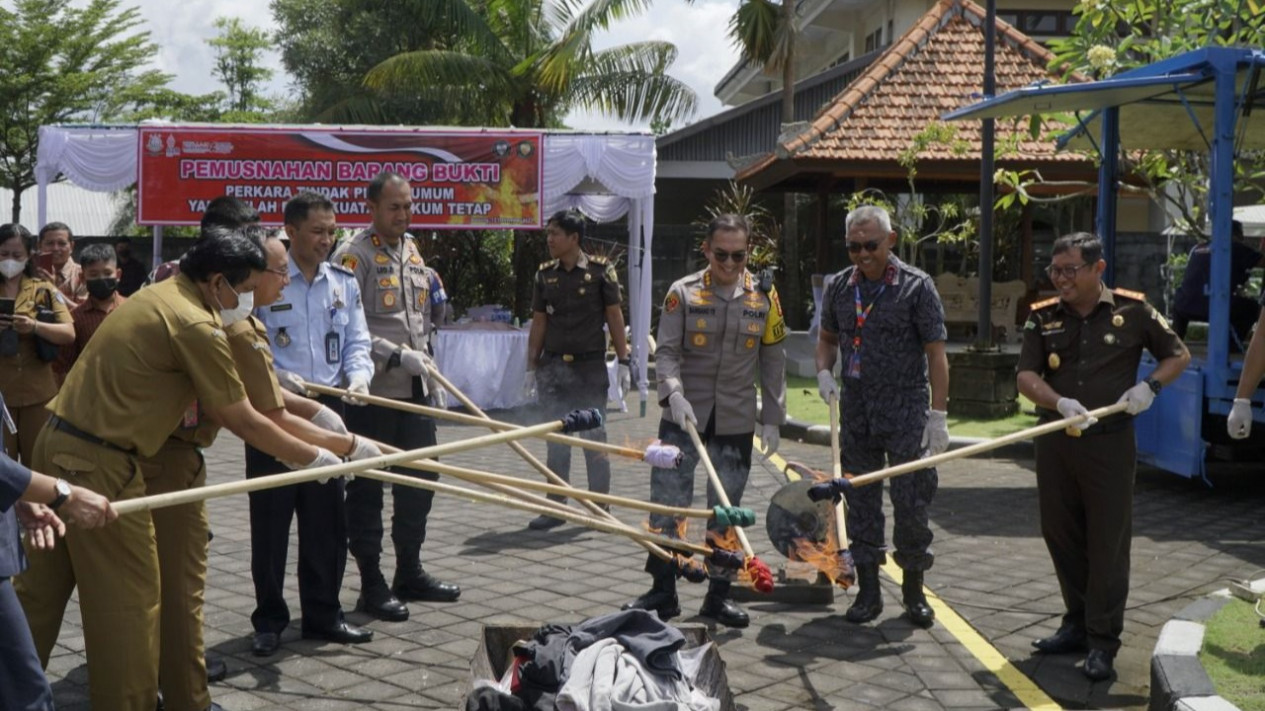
left=1227, top=398, right=1253, bottom=439
left=275, top=369, right=308, bottom=395
left=523, top=370, right=538, bottom=401
left=285, top=447, right=342, bottom=483
left=399, top=349, right=433, bottom=377
left=343, top=374, right=371, bottom=406
left=618, top=362, right=631, bottom=398
left=667, top=391, right=697, bottom=429
left=309, top=404, right=348, bottom=434
left=760, top=423, right=780, bottom=457
left=1118, top=381, right=1156, bottom=415
left=921, top=409, right=950, bottom=455
left=347, top=435, right=382, bottom=462
left=817, top=369, right=839, bottom=403
left=1056, top=397, right=1098, bottom=431
left=429, top=378, right=448, bottom=409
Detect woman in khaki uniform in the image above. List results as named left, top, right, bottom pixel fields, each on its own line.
left=0, top=224, right=74, bottom=466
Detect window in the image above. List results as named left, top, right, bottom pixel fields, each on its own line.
left=996, top=10, right=1075, bottom=38
left=864, top=27, right=884, bottom=52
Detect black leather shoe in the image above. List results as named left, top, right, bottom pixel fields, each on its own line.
left=205, top=653, right=227, bottom=682
left=1032, top=625, right=1088, bottom=654
left=301, top=621, right=373, bottom=644
left=356, top=585, right=410, bottom=621
left=394, top=571, right=461, bottom=602
left=621, top=589, right=681, bottom=621
left=251, top=631, right=280, bottom=657
left=1083, top=648, right=1115, bottom=681
left=699, top=594, right=750, bottom=629
left=528, top=514, right=565, bottom=530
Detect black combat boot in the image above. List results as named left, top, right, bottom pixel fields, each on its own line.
left=844, top=563, right=883, bottom=624
left=393, top=547, right=461, bottom=603
left=901, top=569, right=935, bottom=628
left=698, top=579, right=749, bottom=629
left=355, top=559, right=409, bottom=621
left=622, top=572, right=681, bottom=620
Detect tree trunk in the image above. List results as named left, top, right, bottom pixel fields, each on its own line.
left=780, top=0, right=802, bottom=328
left=11, top=184, right=22, bottom=225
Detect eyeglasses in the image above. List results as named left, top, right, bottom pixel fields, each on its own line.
left=846, top=240, right=882, bottom=254
left=265, top=267, right=289, bottom=278
left=711, top=249, right=747, bottom=263
left=1046, top=263, right=1091, bottom=280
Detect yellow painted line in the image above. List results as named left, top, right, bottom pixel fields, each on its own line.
left=880, top=561, right=1062, bottom=711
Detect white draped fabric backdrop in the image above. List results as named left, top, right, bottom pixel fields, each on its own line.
left=35, top=124, right=656, bottom=407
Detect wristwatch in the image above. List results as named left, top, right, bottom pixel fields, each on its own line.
left=1144, top=376, right=1163, bottom=395
left=49, top=478, right=71, bottom=511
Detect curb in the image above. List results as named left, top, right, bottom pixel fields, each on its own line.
left=779, top=418, right=1035, bottom=459
left=1149, top=590, right=1250, bottom=711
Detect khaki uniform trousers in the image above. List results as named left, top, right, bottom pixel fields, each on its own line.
left=139, top=438, right=210, bottom=711
left=15, top=425, right=160, bottom=711
left=1, top=400, right=52, bottom=467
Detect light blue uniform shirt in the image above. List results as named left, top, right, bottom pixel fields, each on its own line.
left=254, top=258, right=374, bottom=387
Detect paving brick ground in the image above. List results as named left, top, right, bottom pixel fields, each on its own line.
left=40, top=399, right=1265, bottom=710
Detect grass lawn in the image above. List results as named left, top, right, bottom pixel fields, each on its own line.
left=1201, top=597, right=1265, bottom=711
left=784, top=375, right=1039, bottom=439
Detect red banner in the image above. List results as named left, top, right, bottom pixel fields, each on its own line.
left=137, top=127, right=543, bottom=228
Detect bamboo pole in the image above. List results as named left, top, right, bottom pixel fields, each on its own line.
left=684, top=421, right=757, bottom=559
left=420, top=367, right=679, bottom=565
left=355, top=468, right=719, bottom=557
left=306, top=382, right=654, bottom=461
left=112, top=417, right=583, bottom=516
left=828, top=393, right=849, bottom=551
left=846, top=402, right=1130, bottom=489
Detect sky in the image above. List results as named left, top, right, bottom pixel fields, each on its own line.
left=116, top=0, right=745, bottom=132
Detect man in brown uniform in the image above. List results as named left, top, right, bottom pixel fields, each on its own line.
left=332, top=171, right=459, bottom=622
left=15, top=228, right=341, bottom=711
left=1017, top=232, right=1189, bottom=681
left=524, top=209, right=630, bottom=530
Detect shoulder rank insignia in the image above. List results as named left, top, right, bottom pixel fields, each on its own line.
left=589, top=254, right=608, bottom=265
left=339, top=254, right=359, bottom=271
left=1112, top=287, right=1147, bottom=302
left=1029, top=296, right=1059, bottom=310
left=539, top=259, right=559, bottom=271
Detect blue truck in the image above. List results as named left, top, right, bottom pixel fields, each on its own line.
left=946, top=47, right=1265, bottom=481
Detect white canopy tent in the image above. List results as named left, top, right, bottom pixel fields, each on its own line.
left=35, top=124, right=656, bottom=406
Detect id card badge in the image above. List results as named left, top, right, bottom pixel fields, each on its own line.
left=844, top=350, right=862, bottom=379
left=182, top=402, right=200, bottom=428
left=325, top=332, right=341, bottom=364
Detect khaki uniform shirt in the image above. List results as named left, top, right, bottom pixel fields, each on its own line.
left=532, top=252, right=621, bottom=355
left=331, top=230, right=434, bottom=399
left=0, top=276, right=72, bottom=407
left=1018, top=286, right=1187, bottom=417
left=656, top=269, right=787, bottom=435
left=51, top=273, right=247, bottom=456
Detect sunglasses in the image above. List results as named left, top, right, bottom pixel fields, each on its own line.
left=846, top=240, right=882, bottom=254
left=711, top=249, right=747, bottom=263
left=1046, top=263, right=1090, bottom=280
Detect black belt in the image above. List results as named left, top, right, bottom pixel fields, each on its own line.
left=49, top=416, right=134, bottom=454
left=543, top=350, right=605, bottom=363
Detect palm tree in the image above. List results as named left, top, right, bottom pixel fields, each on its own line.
left=361, top=0, right=699, bottom=314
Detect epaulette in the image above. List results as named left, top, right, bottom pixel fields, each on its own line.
left=1030, top=296, right=1060, bottom=310
left=329, top=262, right=355, bottom=276
left=1112, top=287, right=1147, bottom=302
left=538, top=258, right=559, bottom=271
left=588, top=254, right=608, bottom=265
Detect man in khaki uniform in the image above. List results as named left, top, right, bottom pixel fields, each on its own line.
left=15, top=228, right=341, bottom=711
left=623, top=213, right=786, bottom=629
left=331, top=171, right=459, bottom=622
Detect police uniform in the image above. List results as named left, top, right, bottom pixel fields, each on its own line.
left=15, top=273, right=247, bottom=711
left=0, top=393, right=54, bottom=711
left=1018, top=286, right=1186, bottom=655
left=644, top=269, right=786, bottom=593
left=819, top=256, right=947, bottom=573
left=249, top=259, right=372, bottom=639
left=330, top=229, right=452, bottom=600
left=0, top=276, right=71, bottom=466
left=532, top=252, right=622, bottom=497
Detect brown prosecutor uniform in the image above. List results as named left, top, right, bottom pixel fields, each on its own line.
left=1018, top=286, right=1186, bottom=654
left=15, top=273, right=247, bottom=711
left=532, top=253, right=622, bottom=494
left=0, top=276, right=71, bottom=465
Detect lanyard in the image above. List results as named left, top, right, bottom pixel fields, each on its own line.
left=845, top=282, right=885, bottom=378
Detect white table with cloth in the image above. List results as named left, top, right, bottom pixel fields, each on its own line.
left=433, top=323, right=626, bottom=412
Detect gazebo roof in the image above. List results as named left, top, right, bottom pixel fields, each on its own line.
left=737, top=0, right=1094, bottom=192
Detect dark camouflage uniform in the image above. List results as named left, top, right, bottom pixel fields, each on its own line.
left=820, top=256, right=947, bottom=571
left=1018, top=286, right=1186, bottom=654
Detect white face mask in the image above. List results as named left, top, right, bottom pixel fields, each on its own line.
left=0, top=259, right=26, bottom=279
left=217, top=282, right=255, bottom=327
